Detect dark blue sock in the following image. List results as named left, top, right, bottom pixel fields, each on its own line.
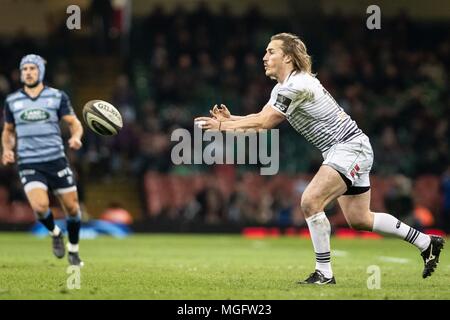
left=38, top=209, right=56, bottom=233
left=67, top=212, right=81, bottom=244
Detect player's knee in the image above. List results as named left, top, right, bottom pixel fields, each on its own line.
left=32, top=202, right=50, bottom=215
left=300, top=196, right=322, bottom=217
left=66, top=203, right=80, bottom=216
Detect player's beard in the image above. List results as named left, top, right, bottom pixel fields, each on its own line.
left=265, top=67, right=277, bottom=81
left=265, top=69, right=274, bottom=79
left=24, top=80, right=40, bottom=88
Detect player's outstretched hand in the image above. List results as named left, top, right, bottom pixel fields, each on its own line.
left=1, top=150, right=15, bottom=165
left=194, top=117, right=221, bottom=130
left=68, top=137, right=82, bottom=150
left=210, top=104, right=231, bottom=121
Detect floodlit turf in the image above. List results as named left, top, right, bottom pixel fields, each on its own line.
left=0, top=232, right=449, bottom=300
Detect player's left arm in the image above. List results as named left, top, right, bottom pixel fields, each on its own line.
left=63, top=115, right=83, bottom=150
left=58, top=91, right=83, bottom=150
left=210, top=104, right=260, bottom=121
left=195, top=104, right=285, bottom=131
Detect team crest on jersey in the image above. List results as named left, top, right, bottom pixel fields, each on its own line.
left=14, top=101, right=24, bottom=110
left=274, top=94, right=292, bottom=112
left=20, top=108, right=50, bottom=122
left=47, top=99, right=55, bottom=107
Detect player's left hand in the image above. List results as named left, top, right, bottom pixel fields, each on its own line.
left=68, top=137, right=82, bottom=150
left=210, top=104, right=231, bottom=121
left=194, top=117, right=221, bottom=130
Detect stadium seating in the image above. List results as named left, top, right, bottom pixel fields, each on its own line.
left=142, top=172, right=444, bottom=228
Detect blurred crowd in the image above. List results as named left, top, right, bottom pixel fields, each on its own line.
left=128, top=5, right=450, bottom=178
left=0, top=2, right=449, bottom=230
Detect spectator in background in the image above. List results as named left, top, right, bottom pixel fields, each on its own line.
left=90, top=0, right=113, bottom=54
left=100, top=202, right=133, bottom=225
left=441, top=166, right=450, bottom=233
left=196, top=185, right=225, bottom=225
left=1, top=4, right=449, bottom=231
left=384, top=175, right=417, bottom=228
left=0, top=75, right=11, bottom=103
left=374, top=126, right=407, bottom=176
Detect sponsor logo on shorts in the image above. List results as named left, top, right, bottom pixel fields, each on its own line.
left=396, top=220, right=401, bottom=229
left=19, top=169, right=36, bottom=176
left=350, top=163, right=360, bottom=178
left=57, top=167, right=73, bottom=178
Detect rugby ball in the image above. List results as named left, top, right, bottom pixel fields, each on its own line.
left=82, top=100, right=123, bottom=136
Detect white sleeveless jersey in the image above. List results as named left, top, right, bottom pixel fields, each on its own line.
left=268, top=71, right=363, bottom=152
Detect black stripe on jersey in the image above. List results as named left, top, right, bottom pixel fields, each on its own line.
left=302, top=103, right=333, bottom=117
left=334, top=118, right=354, bottom=138
left=286, top=90, right=362, bottom=152
left=308, top=129, right=333, bottom=148
left=337, top=121, right=359, bottom=139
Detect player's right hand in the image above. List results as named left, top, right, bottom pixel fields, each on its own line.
left=1, top=150, right=15, bottom=165
left=210, top=104, right=231, bottom=121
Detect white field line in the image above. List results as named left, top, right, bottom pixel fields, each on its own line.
left=378, top=256, right=410, bottom=264
left=331, top=250, right=349, bottom=257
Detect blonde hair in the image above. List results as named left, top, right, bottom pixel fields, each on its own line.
left=271, top=33, right=312, bottom=74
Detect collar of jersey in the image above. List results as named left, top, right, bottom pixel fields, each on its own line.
left=20, top=85, right=48, bottom=101
left=281, top=70, right=296, bottom=85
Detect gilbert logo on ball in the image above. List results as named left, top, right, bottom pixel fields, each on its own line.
left=82, top=100, right=123, bottom=136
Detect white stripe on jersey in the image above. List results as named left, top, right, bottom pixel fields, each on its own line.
left=268, top=71, right=362, bottom=152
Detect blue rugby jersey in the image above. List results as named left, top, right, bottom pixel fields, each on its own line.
left=3, top=86, right=74, bottom=164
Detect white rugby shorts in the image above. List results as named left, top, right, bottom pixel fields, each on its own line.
left=322, top=134, right=374, bottom=188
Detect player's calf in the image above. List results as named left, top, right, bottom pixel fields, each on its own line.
left=36, top=208, right=61, bottom=236
left=347, top=217, right=373, bottom=231
left=36, top=209, right=65, bottom=259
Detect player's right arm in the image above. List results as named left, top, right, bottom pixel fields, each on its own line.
left=1, top=122, right=16, bottom=165
left=2, top=101, right=16, bottom=165
left=211, top=83, right=285, bottom=121
left=196, top=104, right=285, bottom=131
left=210, top=104, right=264, bottom=121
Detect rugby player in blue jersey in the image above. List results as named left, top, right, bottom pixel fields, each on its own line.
left=1, top=54, right=84, bottom=266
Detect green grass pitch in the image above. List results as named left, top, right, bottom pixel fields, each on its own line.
left=0, top=232, right=449, bottom=299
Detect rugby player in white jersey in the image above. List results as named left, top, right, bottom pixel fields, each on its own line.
left=195, top=33, right=445, bottom=284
